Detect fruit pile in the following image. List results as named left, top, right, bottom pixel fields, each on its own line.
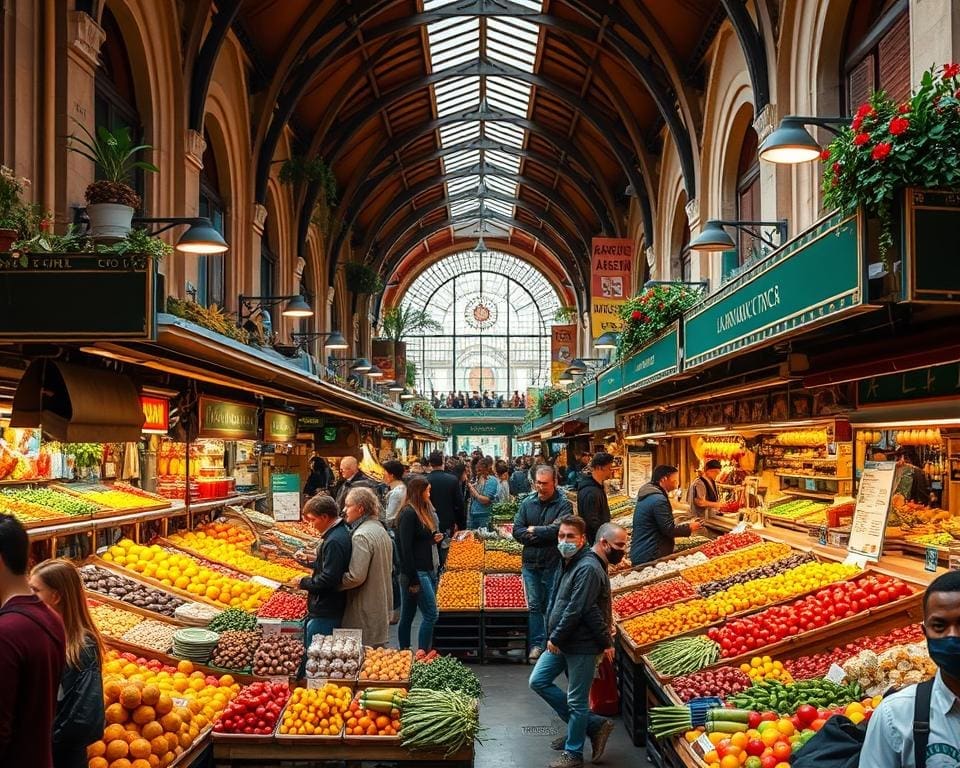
left=906, top=532, right=956, bottom=546
left=699, top=532, right=762, bottom=557
left=613, top=578, right=697, bottom=620
left=483, top=574, right=527, bottom=609
left=103, top=540, right=274, bottom=610
left=681, top=543, right=792, bottom=585
left=707, top=574, right=913, bottom=657
left=765, top=499, right=828, bottom=521
left=621, top=599, right=716, bottom=647
left=697, top=553, right=816, bottom=597
left=256, top=591, right=307, bottom=620
left=3, top=486, right=101, bottom=516
left=65, top=487, right=162, bottom=511
left=166, top=531, right=305, bottom=582
left=671, top=667, right=752, bottom=703
left=482, top=550, right=522, bottom=572
left=739, top=656, right=794, bottom=684
left=483, top=538, right=523, bottom=554
left=213, top=681, right=290, bottom=735
left=675, top=535, right=712, bottom=552
left=87, top=653, right=238, bottom=768
left=360, top=648, right=413, bottom=683
left=347, top=689, right=405, bottom=736
left=278, top=684, right=352, bottom=736
left=194, top=520, right=256, bottom=548
left=437, top=569, right=482, bottom=610
left=784, top=624, right=925, bottom=680
left=686, top=713, right=819, bottom=767
left=444, top=539, right=485, bottom=570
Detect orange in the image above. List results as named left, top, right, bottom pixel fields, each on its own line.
left=105, top=739, right=129, bottom=761
left=129, top=739, right=152, bottom=760
left=120, top=686, right=142, bottom=709
left=720, top=756, right=740, bottom=768
left=141, top=721, right=163, bottom=741
left=89, top=759, right=109, bottom=768
left=105, top=703, right=127, bottom=725
left=154, top=694, right=173, bottom=716
left=110, top=760, right=133, bottom=768
left=132, top=705, right=156, bottom=725
left=176, top=660, right=194, bottom=675
left=130, top=761, right=151, bottom=768
left=775, top=719, right=795, bottom=737
left=141, top=685, right=160, bottom=707
left=104, top=724, right=127, bottom=743
left=150, top=736, right=168, bottom=756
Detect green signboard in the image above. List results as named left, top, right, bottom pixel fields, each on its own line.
left=620, top=324, right=680, bottom=392
left=0, top=252, right=155, bottom=340
left=858, top=362, right=960, bottom=405
left=598, top=365, right=623, bottom=401
left=382, top=428, right=399, bottom=439
left=198, top=396, right=258, bottom=439
left=438, top=408, right=526, bottom=419
left=582, top=379, right=597, bottom=409
left=450, top=422, right=519, bottom=436
left=567, top=388, right=584, bottom=413
left=551, top=398, right=569, bottom=421
left=298, top=415, right=324, bottom=430
left=263, top=410, right=297, bottom=443
left=684, top=215, right=865, bottom=370
left=905, top=189, right=960, bottom=302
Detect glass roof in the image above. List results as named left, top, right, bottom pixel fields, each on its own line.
left=424, top=0, right=544, bottom=233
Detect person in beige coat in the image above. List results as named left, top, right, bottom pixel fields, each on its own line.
left=339, top=487, right=393, bottom=646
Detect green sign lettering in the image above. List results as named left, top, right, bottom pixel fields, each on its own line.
left=450, top=423, right=519, bottom=436
left=621, top=325, right=680, bottom=392
left=858, top=362, right=960, bottom=404
left=598, top=366, right=623, bottom=401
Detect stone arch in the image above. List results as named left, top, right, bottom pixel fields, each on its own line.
left=653, top=132, right=686, bottom=281
left=668, top=191, right=690, bottom=282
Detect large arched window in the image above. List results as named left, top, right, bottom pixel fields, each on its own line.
left=198, top=130, right=225, bottom=308
left=400, top=250, right=561, bottom=397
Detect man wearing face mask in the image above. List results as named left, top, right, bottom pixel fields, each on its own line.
left=528, top=516, right=625, bottom=768
left=860, top=570, right=960, bottom=767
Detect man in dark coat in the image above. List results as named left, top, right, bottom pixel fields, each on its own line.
left=630, top=464, right=703, bottom=565
left=335, top=456, right=378, bottom=511
left=575, top=452, right=614, bottom=544
left=426, top=451, right=465, bottom=568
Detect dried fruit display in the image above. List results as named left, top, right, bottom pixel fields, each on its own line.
left=252, top=634, right=304, bottom=678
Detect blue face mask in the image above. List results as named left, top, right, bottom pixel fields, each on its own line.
left=926, top=634, right=960, bottom=678
left=557, top=541, right=580, bottom=559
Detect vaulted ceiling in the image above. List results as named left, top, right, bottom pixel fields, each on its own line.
left=191, top=0, right=770, bottom=304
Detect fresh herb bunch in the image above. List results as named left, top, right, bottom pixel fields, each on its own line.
left=822, top=63, right=960, bottom=262
left=410, top=655, right=483, bottom=698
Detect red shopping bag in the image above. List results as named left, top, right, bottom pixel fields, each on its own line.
left=589, top=656, right=619, bottom=716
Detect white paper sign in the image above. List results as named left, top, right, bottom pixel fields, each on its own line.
left=695, top=732, right=714, bottom=755
left=258, top=618, right=282, bottom=636
left=306, top=676, right=327, bottom=689
left=731, top=521, right=748, bottom=534
left=626, top=449, right=653, bottom=499
left=171, top=697, right=189, bottom=708
left=826, top=663, right=848, bottom=684
left=251, top=575, right=282, bottom=589
left=843, top=553, right=870, bottom=569
left=847, top=461, right=897, bottom=561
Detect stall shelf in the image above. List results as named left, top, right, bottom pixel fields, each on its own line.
left=210, top=740, right=474, bottom=768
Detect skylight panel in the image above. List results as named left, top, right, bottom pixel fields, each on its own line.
left=486, top=149, right=522, bottom=172
left=486, top=176, right=516, bottom=196
left=435, top=79, right=481, bottom=116
left=487, top=199, right=514, bottom=217
left=444, top=149, right=480, bottom=173
left=487, top=78, right=530, bottom=117
left=484, top=121, right=525, bottom=146
left=439, top=122, right=480, bottom=145
left=447, top=175, right=480, bottom=195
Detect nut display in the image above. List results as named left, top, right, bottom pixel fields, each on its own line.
left=210, top=629, right=261, bottom=670
left=80, top=564, right=185, bottom=616
left=121, top=619, right=178, bottom=653
left=252, top=633, right=304, bottom=677
left=305, top=633, right=361, bottom=679
left=89, top=601, right=144, bottom=637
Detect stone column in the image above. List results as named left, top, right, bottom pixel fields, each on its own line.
left=174, top=128, right=205, bottom=300
left=911, top=0, right=960, bottom=86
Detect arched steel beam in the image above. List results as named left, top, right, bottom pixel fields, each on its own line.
left=188, top=0, right=244, bottom=131
left=370, top=193, right=589, bottom=279
left=359, top=163, right=596, bottom=258
left=352, top=137, right=616, bottom=235
left=719, top=0, right=770, bottom=109
left=380, top=212, right=584, bottom=298
left=255, top=2, right=696, bottom=203
left=314, top=106, right=648, bottom=283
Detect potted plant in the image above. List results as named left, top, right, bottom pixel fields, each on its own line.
left=67, top=122, right=158, bottom=239
left=822, top=63, right=960, bottom=265
left=343, top=261, right=384, bottom=294
left=0, top=166, right=38, bottom=250
left=615, top=283, right=703, bottom=359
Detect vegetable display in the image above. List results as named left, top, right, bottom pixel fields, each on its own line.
left=348, top=689, right=405, bottom=735
left=728, top=678, right=864, bottom=715
left=784, top=623, right=925, bottom=680
left=409, top=655, right=482, bottom=698
left=613, top=578, right=697, bottom=620
left=214, top=681, right=289, bottom=735
left=399, top=688, right=480, bottom=755
left=609, top=551, right=708, bottom=591
left=646, top=635, right=721, bottom=677
left=209, top=607, right=259, bottom=633
left=671, top=666, right=752, bottom=703
left=698, top=532, right=762, bottom=557
left=252, top=634, right=304, bottom=677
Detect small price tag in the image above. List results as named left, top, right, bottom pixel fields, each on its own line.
left=843, top=553, right=869, bottom=569
left=818, top=525, right=828, bottom=546
left=269, top=675, right=289, bottom=687
left=171, top=697, right=189, bottom=708
left=826, top=663, right=847, bottom=684
left=306, top=676, right=327, bottom=689
left=258, top=618, right=282, bottom=636
left=731, top=521, right=748, bottom=534
left=925, top=546, right=939, bottom=572
left=695, top=732, right=714, bottom=755
left=251, top=575, right=282, bottom=589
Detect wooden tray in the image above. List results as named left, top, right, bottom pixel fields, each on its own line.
left=22, top=513, right=92, bottom=529
left=210, top=730, right=277, bottom=744
left=343, top=733, right=402, bottom=745
left=83, top=588, right=194, bottom=627
left=53, top=483, right=171, bottom=516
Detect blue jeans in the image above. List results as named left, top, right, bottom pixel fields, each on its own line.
left=529, top=649, right=606, bottom=757
left=300, top=616, right=338, bottom=676
left=522, top=565, right=559, bottom=650
left=398, top=571, right=439, bottom=651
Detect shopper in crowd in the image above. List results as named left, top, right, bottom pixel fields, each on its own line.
left=335, top=455, right=378, bottom=511
left=409, top=460, right=425, bottom=475
left=0, top=514, right=66, bottom=768
left=340, top=487, right=393, bottom=646
left=576, top=452, right=615, bottom=544
left=631, top=465, right=703, bottom=565
left=466, top=456, right=499, bottom=529
left=860, top=569, right=960, bottom=766
left=894, top=448, right=932, bottom=506
left=397, top=474, right=444, bottom=651
left=382, top=460, right=407, bottom=527
left=529, top=516, right=621, bottom=768
left=495, top=460, right=512, bottom=503
left=303, top=456, right=334, bottom=498
left=512, top=390, right=521, bottom=407
left=427, top=451, right=465, bottom=568
left=510, top=457, right=532, bottom=496
left=29, top=560, right=105, bottom=768
left=688, top=459, right=724, bottom=516
left=513, top=465, right=573, bottom=662
left=450, top=461, right=470, bottom=529
left=298, top=495, right=353, bottom=668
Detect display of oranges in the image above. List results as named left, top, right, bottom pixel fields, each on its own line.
left=278, top=684, right=352, bottom=737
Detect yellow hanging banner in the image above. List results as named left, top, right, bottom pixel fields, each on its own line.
left=550, top=324, right=577, bottom=383
left=590, top=237, right=634, bottom=340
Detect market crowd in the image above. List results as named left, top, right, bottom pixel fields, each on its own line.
left=430, top=390, right=526, bottom=409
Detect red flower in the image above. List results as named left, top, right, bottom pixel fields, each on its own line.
left=855, top=103, right=874, bottom=119
left=871, top=141, right=892, bottom=161
left=39, top=218, right=51, bottom=232
left=819, top=148, right=831, bottom=161
left=943, top=62, right=960, bottom=79
left=832, top=161, right=842, bottom=174
left=898, top=103, right=911, bottom=114
left=630, top=310, right=642, bottom=320
left=853, top=132, right=871, bottom=146
left=639, top=314, right=649, bottom=323
left=888, top=117, right=909, bottom=136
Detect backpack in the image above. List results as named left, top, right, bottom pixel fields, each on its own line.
left=791, top=678, right=933, bottom=768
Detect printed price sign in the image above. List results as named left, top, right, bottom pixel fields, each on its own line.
left=926, top=546, right=940, bottom=572
left=306, top=677, right=328, bottom=689
left=258, top=618, right=282, bottom=636
left=251, top=575, right=282, bottom=589
left=171, top=697, right=189, bottom=708
left=695, top=732, right=715, bottom=755
left=826, top=664, right=847, bottom=685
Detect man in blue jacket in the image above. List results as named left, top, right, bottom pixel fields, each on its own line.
left=513, top=465, right=572, bottom=661
left=529, top=516, right=624, bottom=768
left=631, top=464, right=703, bottom=565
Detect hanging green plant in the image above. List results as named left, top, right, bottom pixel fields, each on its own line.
left=553, top=306, right=577, bottom=323
left=405, top=359, right=417, bottom=387
left=616, top=284, right=703, bottom=359
left=537, top=385, right=569, bottom=415
left=279, top=156, right=338, bottom=203
left=343, top=261, right=384, bottom=294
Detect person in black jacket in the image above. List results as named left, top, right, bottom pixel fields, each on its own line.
left=512, top=465, right=573, bottom=661
left=576, top=452, right=614, bottom=544
left=298, top=495, right=353, bottom=665
left=396, top=474, right=444, bottom=650
left=426, top=451, right=465, bottom=568
left=334, top=456, right=378, bottom=511
left=303, top=457, right=333, bottom=498
left=631, top=464, right=703, bottom=565
left=29, top=559, right=104, bottom=768
left=528, top=516, right=623, bottom=768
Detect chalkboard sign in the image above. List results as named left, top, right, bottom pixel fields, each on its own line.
left=0, top=252, right=156, bottom=340
left=906, top=190, right=960, bottom=302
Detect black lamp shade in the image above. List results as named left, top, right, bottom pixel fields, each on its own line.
left=758, top=118, right=823, bottom=164
left=175, top=221, right=229, bottom=254
left=689, top=220, right=737, bottom=252
left=350, top=357, right=372, bottom=372
left=387, top=380, right=405, bottom=392
left=282, top=295, right=314, bottom=318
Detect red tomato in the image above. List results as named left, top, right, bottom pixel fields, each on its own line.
left=772, top=741, right=792, bottom=760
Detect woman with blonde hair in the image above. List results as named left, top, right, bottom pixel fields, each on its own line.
left=396, top=474, right=443, bottom=650
left=29, top=559, right=105, bottom=768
